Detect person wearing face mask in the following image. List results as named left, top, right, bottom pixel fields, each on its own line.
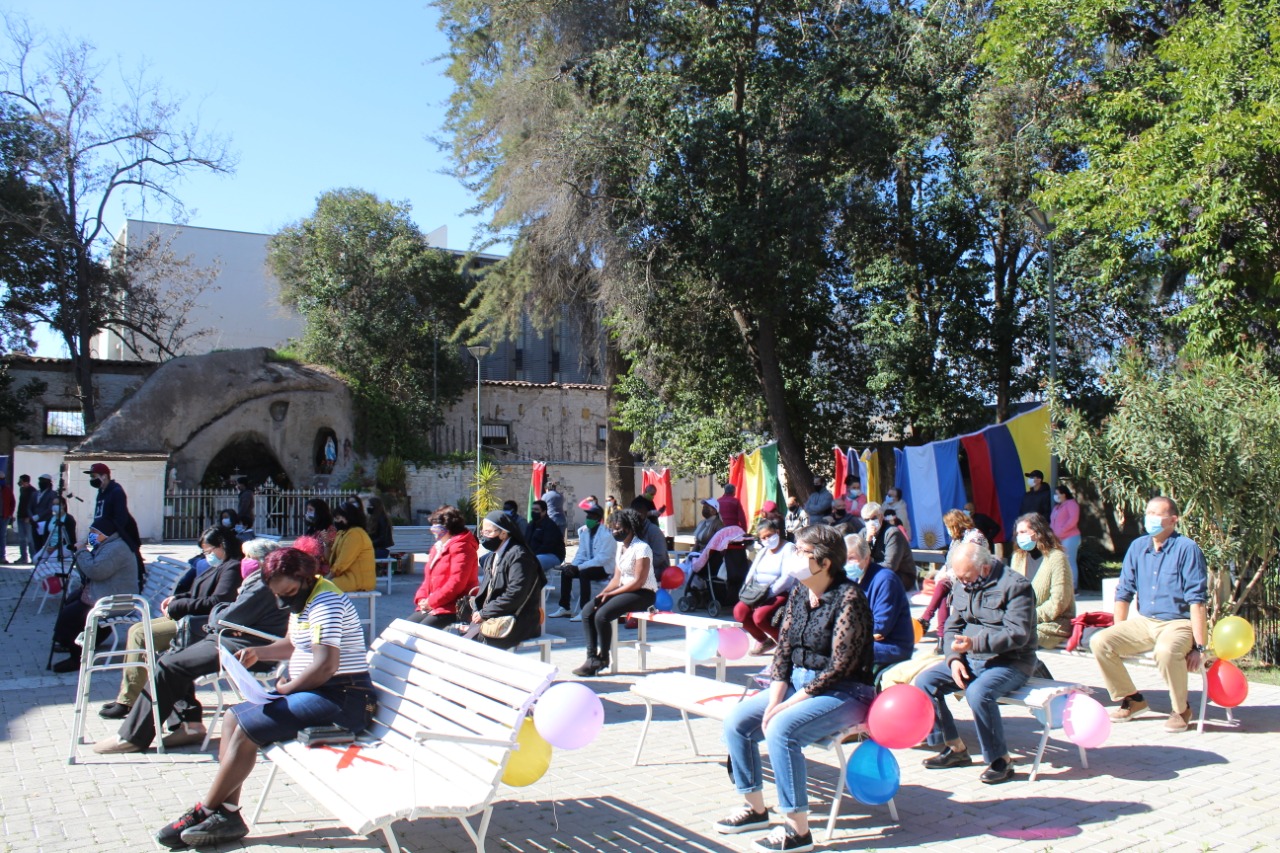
left=94, top=539, right=291, bottom=757
left=828, top=501, right=864, bottom=536
left=694, top=498, right=725, bottom=552
left=733, top=519, right=796, bottom=656
left=1049, top=485, right=1082, bottom=589
left=802, top=476, right=834, bottom=523
left=859, top=501, right=917, bottom=592
left=83, top=463, right=144, bottom=590
left=149, top=548, right=375, bottom=849
left=526, top=499, right=567, bottom=574
left=842, top=475, right=867, bottom=516
left=549, top=504, right=615, bottom=620
left=1089, top=496, right=1208, bottom=733
left=716, top=525, right=875, bottom=852
left=1019, top=469, right=1053, bottom=522
left=30, top=496, right=77, bottom=565
left=97, top=526, right=244, bottom=722
left=784, top=497, right=805, bottom=539
left=573, top=509, right=656, bottom=677
left=30, top=473, right=55, bottom=551
left=50, top=518, right=136, bottom=672
left=407, top=506, right=478, bottom=630
left=1008, top=514, right=1074, bottom=650
left=466, top=510, right=545, bottom=650
left=880, top=488, right=910, bottom=539
left=326, top=501, right=376, bottom=592
left=915, top=541, right=1036, bottom=785
left=845, top=533, right=914, bottom=674
left=365, top=496, right=395, bottom=561
left=234, top=476, right=255, bottom=531
left=303, top=498, right=337, bottom=552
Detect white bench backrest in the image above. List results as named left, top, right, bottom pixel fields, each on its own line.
left=390, top=526, right=437, bottom=556
left=141, top=559, right=189, bottom=612
left=367, top=619, right=557, bottom=789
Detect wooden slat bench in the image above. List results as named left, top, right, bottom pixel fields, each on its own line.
left=630, top=671, right=897, bottom=841
left=249, top=619, right=557, bottom=853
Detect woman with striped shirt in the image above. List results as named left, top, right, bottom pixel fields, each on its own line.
left=154, top=547, right=376, bottom=850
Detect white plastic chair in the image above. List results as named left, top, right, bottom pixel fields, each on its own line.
left=67, top=594, right=166, bottom=763
left=197, top=621, right=283, bottom=750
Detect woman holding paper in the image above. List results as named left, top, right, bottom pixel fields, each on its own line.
left=153, top=548, right=376, bottom=850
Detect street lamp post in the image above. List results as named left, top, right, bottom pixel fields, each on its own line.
left=466, top=344, right=491, bottom=487
left=1025, top=204, right=1058, bottom=490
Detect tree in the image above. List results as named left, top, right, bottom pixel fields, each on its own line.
left=268, top=188, right=472, bottom=459
left=0, top=21, right=232, bottom=426
left=0, top=357, right=45, bottom=439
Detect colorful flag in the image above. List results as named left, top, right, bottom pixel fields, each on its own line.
left=859, top=448, right=879, bottom=509
left=527, top=461, right=546, bottom=522
left=728, top=453, right=745, bottom=499
left=958, top=405, right=1051, bottom=543
left=833, top=447, right=848, bottom=500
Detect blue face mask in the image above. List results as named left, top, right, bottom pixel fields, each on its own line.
left=205, top=551, right=223, bottom=568
left=87, top=532, right=100, bottom=547
left=1144, top=516, right=1166, bottom=536
left=1016, top=534, right=1036, bottom=551
left=846, top=561, right=864, bottom=581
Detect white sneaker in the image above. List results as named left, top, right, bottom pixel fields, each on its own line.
left=548, top=607, right=571, bottom=618
left=569, top=613, right=583, bottom=622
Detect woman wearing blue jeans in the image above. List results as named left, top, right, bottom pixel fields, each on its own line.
left=717, top=525, right=876, bottom=853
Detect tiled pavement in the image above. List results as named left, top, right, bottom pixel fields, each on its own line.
left=1, top=543, right=1277, bottom=852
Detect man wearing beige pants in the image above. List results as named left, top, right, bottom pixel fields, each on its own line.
left=1089, top=496, right=1208, bottom=733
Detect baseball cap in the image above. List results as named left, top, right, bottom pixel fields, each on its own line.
left=84, top=463, right=111, bottom=476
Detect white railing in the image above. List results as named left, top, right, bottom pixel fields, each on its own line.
left=163, top=481, right=352, bottom=542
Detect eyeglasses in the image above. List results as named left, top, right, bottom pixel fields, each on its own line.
left=794, top=546, right=815, bottom=557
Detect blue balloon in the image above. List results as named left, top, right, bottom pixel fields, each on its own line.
left=1031, top=694, right=1070, bottom=729
left=688, top=627, right=721, bottom=661
left=655, top=589, right=673, bottom=611
left=845, top=741, right=900, bottom=805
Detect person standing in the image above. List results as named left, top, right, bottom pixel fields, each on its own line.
left=1050, top=485, right=1082, bottom=589
left=15, top=474, right=35, bottom=564
left=1019, top=469, right=1053, bottom=522
left=717, top=484, right=748, bottom=531
left=235, top=477, right=255, bottom=531
left=84, top=463, right=144, bottom=589
left=31, top=473, right=55, bottom=551
left=0, top=468, right=13, bottom=564
left=541, top=481, right=568, bottom=536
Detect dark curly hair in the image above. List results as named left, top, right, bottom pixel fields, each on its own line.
left=608, top=508, right=646, bottom=539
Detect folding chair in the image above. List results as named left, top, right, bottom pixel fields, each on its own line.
left=198, top=621, right=283, bottom=750
left=67, top=594, right=166, bottom=763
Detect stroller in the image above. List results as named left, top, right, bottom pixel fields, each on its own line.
left=677, top=541, right=751, bottom=617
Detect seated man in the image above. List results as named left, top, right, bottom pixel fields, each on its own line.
left=915, top=541, right=1036, bottom=784
left=548, top=504, right=615, bottom=620
left=1089, top=496, right=1207, bottom=732
left=51, top=518, right=136, bottom=672
left=845, top=534, right=914, bottom=674
left=526, top=500, right=566, bottom=574
left=803, top=475, right=834, bottom=522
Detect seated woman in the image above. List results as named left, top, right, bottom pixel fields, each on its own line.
left=217, top=508, right=252, bottom=544
left=152, top=548, right=376, bottom=849
left=303, top=498, right=338, bottom=553
left=327, top=500, right=376, bottom=592
left=463, top=510, right=545, bottom=650
left=30, top=496, right=76, bottom=591
left=1010, top=513, right=1075, bottom=650
left=716, top=525, right=876, bottom=853
left=50, top=518, right=140, bottom=673
left=99, top=526, right=244, bottom=720
left=526, top=500, right=566, bottom=573
left=733, top=518, right=795, bottom=656
left=572, top=509, right=657, bottom=677
left=365, top=496, right=394, bottom=561
left=845, top=533, right=915, bottom=674
left=408, top=506, right=478, bottom=630
left=918, top=510, right=987, bottom=644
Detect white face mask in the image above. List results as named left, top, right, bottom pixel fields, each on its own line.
left=787, top=552, right=815, bottom=582
left=761, top=534, right=780, bottom=551
left=865, top=518, right=881, bottom=535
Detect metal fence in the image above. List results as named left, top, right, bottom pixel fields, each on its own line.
left=1239, top=567, right=1280, bottom=666
left=163, top=480, right=352, bottom=542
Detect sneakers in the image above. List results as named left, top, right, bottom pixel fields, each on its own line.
left=922, top=745, right=973, bottom=769
left=161, top=723, right=207, bottom=749
left=980, top=757, right=1015, bottom=784
left=156, top=802, right=207, bottom=850
left=1164, top=707, right=1193, bottom=733
left=752, top=825, right=814, bottom=852
left=569, top=612, right=583, bottom=622
left=92, top=736, right=142, bottom=755
left=1109, top=694, right=1149, bottom=721
left=99, top=701, right=132, bottom=719
left=179, top=804, right=250, bottom=848
left=713, top=805, right=771, bottom=834
left=547, top=607, right=572, bottom=618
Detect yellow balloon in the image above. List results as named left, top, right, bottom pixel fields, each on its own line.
left=1212, top=616, right=1255, bottom=662
left=501, top=718, right=552, bottom=787
left=913, top=618, right=925, bottom=644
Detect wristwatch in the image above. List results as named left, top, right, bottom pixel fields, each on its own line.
left=1192, top=644, right=1206, bottom=653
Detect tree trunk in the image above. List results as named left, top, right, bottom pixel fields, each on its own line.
left=604, top=335, right=635, bottom=508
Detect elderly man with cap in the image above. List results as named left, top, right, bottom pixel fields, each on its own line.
left=1019, top=469, right=1053, bottom=522
left=82, top=463, right=143, bottom=582
left=548, top=503, right=616, bottom=620
left=51, top=517, right=137, bottom=672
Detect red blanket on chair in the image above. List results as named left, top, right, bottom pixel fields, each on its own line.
left=1065, top=612, right=1115, bottom=652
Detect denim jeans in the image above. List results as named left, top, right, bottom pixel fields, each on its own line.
left=16, top=518, right=33, bottom=562
left=916, top=658, right=1029, bottom=764
left=1060, top=535, right=1081, bottom=588
left=723, top=667, right=874, bottom=814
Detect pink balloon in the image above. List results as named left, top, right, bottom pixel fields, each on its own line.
left=718, top=628, right=750, bottom=661
left=1062, top=693, right=1111, bottom=749
left=533, top=683, right=604, bottom=750
left=866, top=684, right=935, bottom=749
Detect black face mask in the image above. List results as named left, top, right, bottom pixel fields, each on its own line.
left=480, top=535, right=503, bottom=552
left=530, top=510, right=543, bottom=519
left=275, top=582, right=313, bottom=614
left=701, top=508, right=715, bottom=519
left=333, top=519, right=350, bottom=531
left=611, top=529, right=628, bottom=542
left=89, top=477, right=102, bottom=489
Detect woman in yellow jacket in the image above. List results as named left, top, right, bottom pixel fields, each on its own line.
left=327, top=500, right=376, bottom=592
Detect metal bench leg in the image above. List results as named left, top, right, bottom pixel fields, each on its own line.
left=540, top=640, right=551, bottom=664
left=680, top=709, right=702, bottom=755
left=457, top=807, right=492, bottom=853
left=381, top=823, right=400, bottom=853
left=1028, top=723, right=1051, bottom=782
left=887, top=797, right=899, bottom=823
left=1197, top=663, right=1209, bottom=734
left=633, top=700, right=655, bottom=766
left=1078, top=744, right=1088, bottom=769
left=250, top=762, right=279, bottom=827
left=825, top=740, right=848, bottom=841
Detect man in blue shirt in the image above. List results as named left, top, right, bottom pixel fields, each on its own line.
left=1089, top=496, right=1208, bottom=733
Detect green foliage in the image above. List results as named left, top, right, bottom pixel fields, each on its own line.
left=268, top=189, right=471, bottom=458
left=0, top=360, right=45, bottom=439
left=469, top=460, right=502, bottom=519
left=375, top=454, right=407, bottom=495
left=1052, top=348, right=1280, bottom=618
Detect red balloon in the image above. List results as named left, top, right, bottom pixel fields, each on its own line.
left=866, top=684, right=935, bottom=749
left=659, top=566, right=684, bottom=590
left=1207, top=659, right=1249, bottom=708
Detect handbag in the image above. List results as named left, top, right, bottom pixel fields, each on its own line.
left=739, top=581, right=772, bottom=607
left=455, top=587, right=480, bottom=623
left=479, top=614, right=517, bottom=639
left=170, top=615, right=210, bottom=652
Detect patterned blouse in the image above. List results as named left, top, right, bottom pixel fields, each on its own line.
left=771, top=577, right=874, bottom=695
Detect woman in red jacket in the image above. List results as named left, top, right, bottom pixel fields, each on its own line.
left=407, top=505, right=479, bottom=630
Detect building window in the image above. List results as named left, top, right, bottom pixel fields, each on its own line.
left=481, top=424, right=511, bottom=447
left=45, top=409, right=86, bottom=437
left=597, top=425, right=607, bottom=450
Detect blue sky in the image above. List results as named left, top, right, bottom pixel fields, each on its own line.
left=7, top=2, right=491, bottom=353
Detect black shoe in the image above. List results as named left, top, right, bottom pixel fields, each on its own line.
left=99, top=702, right=132, bottom=719
left=51, top=657, right=80, bottom=673
left=980, top=757, right=1015, bottom=784
left=156, top=803, right=207, bottom=850
left=752, top=826, right=814, bottom=852
left=923, top=745, right=973, bottom=769
left=713, top=805, right=771, bottom=834
left=572, top=656, right=603, bottom=677
left=179, top=804, right=250, bottom=847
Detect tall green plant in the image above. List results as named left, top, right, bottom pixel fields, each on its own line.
left=1052, top=348, right=1280, bottom=620
left=469, top=460, right=502, bottom=520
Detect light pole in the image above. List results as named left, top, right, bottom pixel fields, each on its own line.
left=1024, top=204, right=1058, bottom=490
left=466, top=344, right=490, bottom=487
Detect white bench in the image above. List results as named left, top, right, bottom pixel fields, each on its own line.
left=630, top=672, right=897, bottom=841
left=984, top=676, right=1092, bottom=782
left=250, top=619, right=557, bottom=853
left=384, top=526, right=439, bottom=595
left=345, top=589, right=382, bottom=644
left=612, top=611, right=741, bottom=680
left=513, top=586, right=565, bottom=663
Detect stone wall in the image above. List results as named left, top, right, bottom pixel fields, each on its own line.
left=433, top=381, right=610, bottom=464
